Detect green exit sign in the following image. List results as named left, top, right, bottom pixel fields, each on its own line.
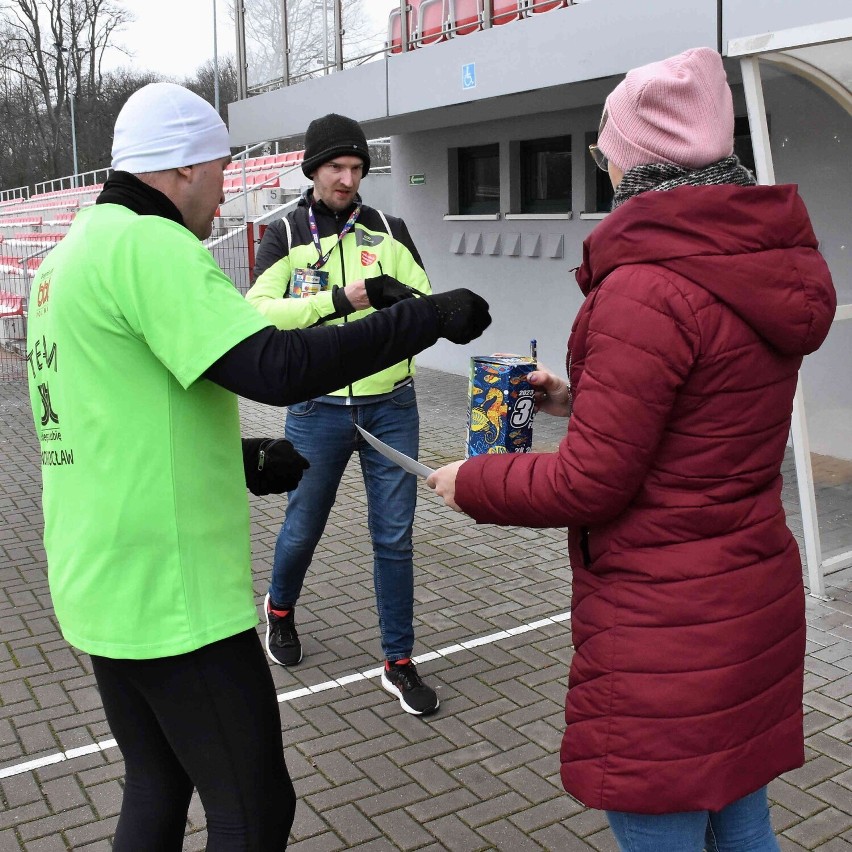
left=409, top=174, right=426, bottom=186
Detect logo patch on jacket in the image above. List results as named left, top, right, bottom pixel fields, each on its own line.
left=356, top=231, right=384, bottom=247
left=361, top=251, right=377, bottom=266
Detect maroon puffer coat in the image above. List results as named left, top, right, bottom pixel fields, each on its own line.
left=455, top=183, right=836, bottom=814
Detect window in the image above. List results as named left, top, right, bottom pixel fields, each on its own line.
left=456, top=144, right=500, bottom=215
left=584, top=131, right=614, bottom=214
left=519, top=136, right=571, bottom=214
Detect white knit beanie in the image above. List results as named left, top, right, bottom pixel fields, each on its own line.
left=111, top=83, right=231, bottom=173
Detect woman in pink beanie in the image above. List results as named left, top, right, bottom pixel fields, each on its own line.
left=429, top=47, right=837, bottom=850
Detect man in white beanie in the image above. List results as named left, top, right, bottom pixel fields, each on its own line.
left=26, top=82, right=490, bottom=850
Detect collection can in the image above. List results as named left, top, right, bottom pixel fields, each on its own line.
left=466, top=355, right=536, bottom=457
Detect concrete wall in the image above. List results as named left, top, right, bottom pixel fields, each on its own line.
left=357, top=171, right=395, bottom=216
left=722, top=0, right=851, bottom=46
left=398, top=106, right=602, bottom=379
left=399, top=71, right=850, bottom=459
left=225, top=2, right=851, bottom=460
left=385, top=0, right=717, bottom=117
left=228, top=0, right=718, bottom=146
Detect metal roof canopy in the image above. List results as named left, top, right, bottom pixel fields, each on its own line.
left=728, top=18, right=852, bottom=598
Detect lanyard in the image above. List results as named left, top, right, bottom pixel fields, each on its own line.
left=307, top=202, right=361, bottom=270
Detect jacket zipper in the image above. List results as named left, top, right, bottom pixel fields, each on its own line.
left=580, top=527, right=592, bottom=566
left=566, top=348, right=574, bottom=417
left=570, top=347, right=587, bottom=564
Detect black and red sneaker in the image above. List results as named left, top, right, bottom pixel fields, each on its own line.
left=264, top=594, right=302, bottom=667
left=381, top=659, right=439, bottom=715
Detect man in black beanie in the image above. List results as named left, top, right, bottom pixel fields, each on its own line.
left=299, top=112, right=372, bottom=180
left=246, top=113, right=440, bottom=717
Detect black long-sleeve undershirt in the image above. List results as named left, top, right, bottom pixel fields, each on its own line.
left=204, top=297, right=441, bottom=405
left=94, top=174, right=441, bottom=408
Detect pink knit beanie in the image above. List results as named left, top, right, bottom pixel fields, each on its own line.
left=597, top=47, right=734, bottom=171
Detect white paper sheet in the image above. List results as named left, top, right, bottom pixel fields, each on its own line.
left=355, top=424, right=435, bottom=478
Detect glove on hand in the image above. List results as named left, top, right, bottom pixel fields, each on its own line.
left=331, top=285, right=356, bottom=316
left=242, top=438, right=310, bottom=496
left=426, top=289, right=492, bottom=344
left=365, top=274, right=417, bottom=309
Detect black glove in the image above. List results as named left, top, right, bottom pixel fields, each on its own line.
left=331, top=285, right=356, bottom=317
left=242, top=438, right=310, bottom=496
left=365, top=274, right=417, bottom=309
left=426, top=289, right=492, bottom=344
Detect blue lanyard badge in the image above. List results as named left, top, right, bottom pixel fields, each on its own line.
left=307, top=203, right=361, bottom=270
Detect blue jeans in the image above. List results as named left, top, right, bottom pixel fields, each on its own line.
left=270, top=385, right=419, bottom=662
left=606, top=786, right=779, bottom=852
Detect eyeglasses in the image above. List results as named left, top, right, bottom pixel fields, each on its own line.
left=588, top=144, right=608, bottom=172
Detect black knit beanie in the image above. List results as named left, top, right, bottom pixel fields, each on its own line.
left=301, top=113, right=371, bottom=178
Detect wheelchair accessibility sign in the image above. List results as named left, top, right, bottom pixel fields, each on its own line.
left=462, top=63, right=476, bottom=90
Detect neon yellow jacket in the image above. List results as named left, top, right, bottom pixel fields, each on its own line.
left=246, top=192, right=431, bottom=397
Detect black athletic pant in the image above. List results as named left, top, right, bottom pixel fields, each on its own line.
left=91, top=629, right=295, bottom=851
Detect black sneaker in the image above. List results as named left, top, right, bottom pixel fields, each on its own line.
left=381, top=659, right=439, bottom=715
left=264, top=594, right=302, bottom=666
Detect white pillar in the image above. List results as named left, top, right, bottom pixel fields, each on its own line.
left=741, top=55, right=826, bottom=598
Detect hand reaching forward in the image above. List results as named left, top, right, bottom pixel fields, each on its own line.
left=366, top=274, right=417, bottom=308
left=426, top=289, right=491, bottom=344
left=426, top=460, right=466, bottom=512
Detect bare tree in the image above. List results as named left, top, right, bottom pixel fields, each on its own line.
left=185, top=55, right=238, bottom=126
left=0, top=0, right=132, bottom=180
left=240, top=0, right=381, bottom=90
left=0, top=0, right=389, bottom=190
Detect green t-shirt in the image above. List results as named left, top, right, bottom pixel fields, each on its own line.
left=26, top=205, right=269, bottom=659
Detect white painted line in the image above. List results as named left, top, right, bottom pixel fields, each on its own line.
left=280, top=687, right=312, bottom=701
left=0, top=737, right=118, bottom=779
left=0, top=753, right=65, bottom=778
left=275, top=611, right=570, bottom=704
left=462, top=631, right=510, bottom=648
left=64, top=744, right=102, bottom=759
left=0, top=610, right=570, bottom=778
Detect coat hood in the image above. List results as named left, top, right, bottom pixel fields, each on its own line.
left=576, top=184, right=836, bottom=355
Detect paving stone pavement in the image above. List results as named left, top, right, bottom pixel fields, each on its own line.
left=1, top=366, right=850, bottom=851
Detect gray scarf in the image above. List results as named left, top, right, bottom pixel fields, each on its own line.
left=611, top=155, right=757, bottom=209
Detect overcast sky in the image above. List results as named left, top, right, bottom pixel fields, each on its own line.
left=106, top=0, right=235, bottom=81
left=109, top=0, right=392, bottom=82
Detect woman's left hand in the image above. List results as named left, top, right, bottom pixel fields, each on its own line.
left=426, top=460, right=466, bottom=512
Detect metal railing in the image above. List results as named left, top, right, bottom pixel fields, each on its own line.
left=243, top=0, right=578, bottom=95
left=34, top=167, right=112, bottom=197
left=0, top=186, right=31, bottom=205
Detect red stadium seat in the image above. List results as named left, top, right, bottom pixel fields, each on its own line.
left=418, top=0, right=449, bottom=45
left=449, top=0, right=483, bottom=35
left=530, top=0, right=570, bottom=12
left=10, top=232, right=64, bottom=244
left=388, top=4, right=417, bottom=53
left=0, top=289, right=24, bottom=316
left=0, top=256, right=24, bottom=275
left=254, top=172, right=280, bottom=188
left=492, top=0, right=525, bottom=24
